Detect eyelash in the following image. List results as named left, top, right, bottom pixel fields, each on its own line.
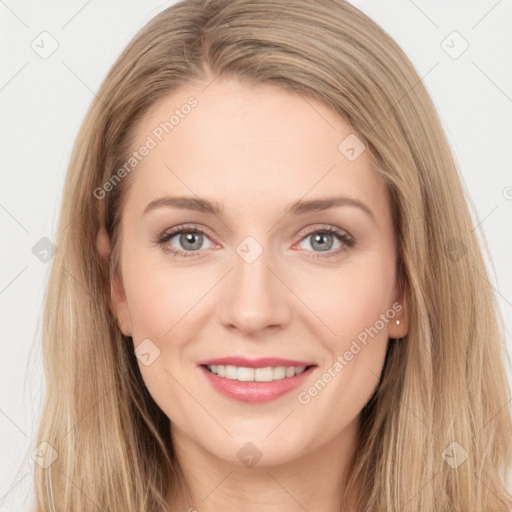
left=157, top=223, right=355, bottom=260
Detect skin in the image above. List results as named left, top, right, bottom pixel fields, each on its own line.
left=97, top=78, right=408, bottom=511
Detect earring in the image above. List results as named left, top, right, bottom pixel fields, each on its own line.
left=396, top=320, right=400, bottom=325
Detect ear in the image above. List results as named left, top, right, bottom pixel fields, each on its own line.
left=96, top=226, right=132, bottom=336
left=387, top=274, right=409, bottom=340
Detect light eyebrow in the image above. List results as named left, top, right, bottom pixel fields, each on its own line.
left=143, top=196, right=222, bottom=216
left=287, top=196, right=375, bottom=223
left=143, top=195, right=376, bottom=224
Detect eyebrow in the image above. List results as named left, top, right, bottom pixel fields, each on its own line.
left=143, top=195, right=376, bottom=224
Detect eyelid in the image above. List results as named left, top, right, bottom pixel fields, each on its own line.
left=296, top=223, right=353, bottom=241
left=158, top=223, right=217, bottom=248
left=160, top=223, right=215, bottom=240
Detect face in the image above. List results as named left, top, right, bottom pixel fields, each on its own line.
left=98, top=78, right=408, bottom=467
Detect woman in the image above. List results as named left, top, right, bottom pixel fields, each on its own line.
left=33, top=0, right=512, bottom=510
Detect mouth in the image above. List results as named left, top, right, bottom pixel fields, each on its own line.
left=198, top=360, right=318, bottom=404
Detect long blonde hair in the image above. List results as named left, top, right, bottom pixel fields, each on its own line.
left=32, top=0, right=512, bottom=510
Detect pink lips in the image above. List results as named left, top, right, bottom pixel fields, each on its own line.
left=197, top=356, right=317, bottom=404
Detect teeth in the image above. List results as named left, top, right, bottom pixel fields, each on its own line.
left=238, top=367, right=255, bottom=381
left=225, top=365, right=238, bottom=379
left=206, top=364, right=308, bottom=381
left=285, top=366, right=296, bottom=378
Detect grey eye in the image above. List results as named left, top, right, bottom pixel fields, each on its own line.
left=309, top=232, right=335, bottom=252
left=169, top=231, right=213, bottom=252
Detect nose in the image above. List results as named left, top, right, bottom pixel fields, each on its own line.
left=218, top=244, right=291, bottom=336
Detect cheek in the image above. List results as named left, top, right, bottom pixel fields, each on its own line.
left=290, top=271, right=393, bottom=432
left=294, top=258, right=396, bottom=345
left=121, top=255, right=202, bottom=418
left=122, top=249, right=204, bottom=338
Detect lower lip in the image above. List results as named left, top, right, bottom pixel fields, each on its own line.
left=199, top=365, right=316, bottom=403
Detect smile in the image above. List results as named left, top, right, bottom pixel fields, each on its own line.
left=204, top=364, right=308, bottom=382
left=199, top=364, right=317, bottom=403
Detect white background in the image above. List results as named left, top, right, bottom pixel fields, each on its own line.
left=1, top=1, right=511, bottom=510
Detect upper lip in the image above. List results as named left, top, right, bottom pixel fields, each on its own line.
left=197, top=356, right=317, bottom=368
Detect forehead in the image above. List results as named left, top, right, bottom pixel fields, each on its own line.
left=125, top=79, right=388, bottom=218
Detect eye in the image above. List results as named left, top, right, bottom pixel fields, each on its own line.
left=295, top=225, right=355, bottom=259
left=158, top=224, right=214, bottom=259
